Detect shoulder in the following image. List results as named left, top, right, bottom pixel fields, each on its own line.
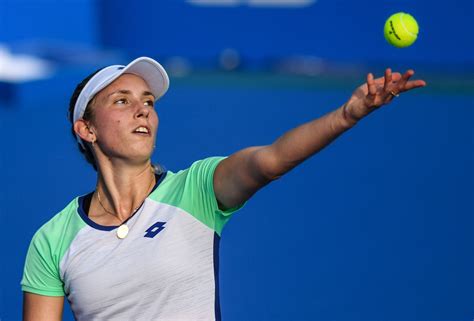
left=29, top=197, right=87, bottom=256
left=149, top=156, right=227, bottom=203
left=173, top=156, right=227, bottom=177
left=22, top=197, right=85, bottom=296
left=33, top=198, right=80, bottom=236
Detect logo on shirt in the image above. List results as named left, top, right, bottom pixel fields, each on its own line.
left=144, top=221, right=167, bottom=238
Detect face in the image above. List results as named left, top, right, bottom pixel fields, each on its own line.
left=86, top=73, right=159, bottom=164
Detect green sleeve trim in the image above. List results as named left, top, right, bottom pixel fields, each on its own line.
left=22, top=285, right=65, bottom=297
left=150, top=157, right=245, bottom=236
left=21, top=198, right=87, bottom=296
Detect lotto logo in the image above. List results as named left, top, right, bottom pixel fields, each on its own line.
left=144, top=221, right=167, bottom=238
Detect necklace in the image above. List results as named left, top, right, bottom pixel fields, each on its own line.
left=95, top=171, right=156, bottom=239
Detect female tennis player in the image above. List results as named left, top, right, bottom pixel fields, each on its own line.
left=21, top=57, right=426, bottom=320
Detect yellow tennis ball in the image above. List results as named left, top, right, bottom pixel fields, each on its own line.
left=384, top=12, right=419, bottom=48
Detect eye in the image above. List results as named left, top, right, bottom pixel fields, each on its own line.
left=144, top=100, right=155, bottom=107
left=114, top=98, right=128, bottom=105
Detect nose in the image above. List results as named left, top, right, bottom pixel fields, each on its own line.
left=134, top=102, right=150, bottom=119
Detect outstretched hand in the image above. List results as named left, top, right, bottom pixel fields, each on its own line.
left=343, top=68, right=427, bottom=125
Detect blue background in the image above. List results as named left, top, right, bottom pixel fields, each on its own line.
left=0, top=0, right=473, bottom=320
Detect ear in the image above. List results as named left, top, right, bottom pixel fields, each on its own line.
left=73, top=119, right=96, bottom=143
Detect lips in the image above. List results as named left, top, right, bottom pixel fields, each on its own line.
left=132, top=125, right=151, bottom=136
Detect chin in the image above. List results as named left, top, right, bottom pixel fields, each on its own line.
left=136, top=146, right=155, bottom=159
left=130, top=147, right=154, bottom=159
left=116, top=144, right=154, bottom=162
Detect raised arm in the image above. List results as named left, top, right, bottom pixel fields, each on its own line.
left=214, top=69, right=426, bottom=209
left=23, top=292, right=64, bottom=321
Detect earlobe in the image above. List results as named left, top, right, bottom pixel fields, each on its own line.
left=74, top=119, right=96, bottom=143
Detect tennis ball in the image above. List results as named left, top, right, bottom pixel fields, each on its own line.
left=384, top=12, right=419, bottom=48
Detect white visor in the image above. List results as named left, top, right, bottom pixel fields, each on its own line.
left=72, top=56, right=169, bottom=148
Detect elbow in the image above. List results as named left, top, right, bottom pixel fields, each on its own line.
left=252, top=147, right=286, bottom=182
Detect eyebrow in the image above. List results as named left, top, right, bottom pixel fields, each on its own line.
left=107, top=90, right=155, bottom=99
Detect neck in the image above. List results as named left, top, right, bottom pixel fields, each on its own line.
left=94, top=160, right=156, bottom=223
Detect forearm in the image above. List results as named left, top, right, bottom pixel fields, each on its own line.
left=265, top=103, right=358, bottom=179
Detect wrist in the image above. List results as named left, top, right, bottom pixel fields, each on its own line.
left=339, top=102, right=359, bottom=129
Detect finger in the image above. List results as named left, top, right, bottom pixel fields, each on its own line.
left=403, top=79, right=427, bottom=91
left=396, top=69, right=415, bottom=91
left=367, top=73, right=376, bottom=97
left=374, top=72, right=401, bottom=86
left=391, top=72, right=402, bottom=82
left=383, top=68, right=392, bottom=91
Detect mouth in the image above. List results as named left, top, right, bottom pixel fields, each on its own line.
left=132, top=125, right=151, bottom=136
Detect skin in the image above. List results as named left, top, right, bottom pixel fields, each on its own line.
left=76, top=73, right=159, bottom=225
left=23, top=69, right=426, bottom=320
left=214, top=69, right=426, bottom=208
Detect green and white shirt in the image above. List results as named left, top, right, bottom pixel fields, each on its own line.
left=21, top=157, right=242, bottom=321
